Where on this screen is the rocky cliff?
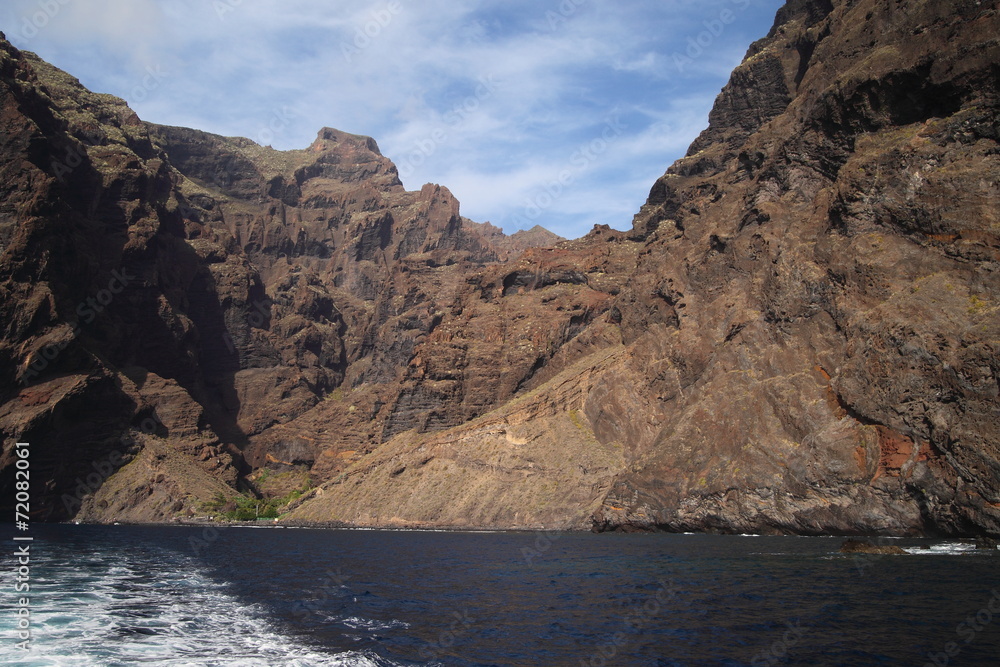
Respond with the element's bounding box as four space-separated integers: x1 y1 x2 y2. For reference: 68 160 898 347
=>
588 0 1000 535
285 0 1000 535
1 0 998 535
0 29 615 524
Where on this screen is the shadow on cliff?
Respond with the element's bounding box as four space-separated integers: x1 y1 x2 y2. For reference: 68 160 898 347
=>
0 152 255 520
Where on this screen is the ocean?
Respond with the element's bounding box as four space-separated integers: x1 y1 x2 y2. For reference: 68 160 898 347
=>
1 523 998 666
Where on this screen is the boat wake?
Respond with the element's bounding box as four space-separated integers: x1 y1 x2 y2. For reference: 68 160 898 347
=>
1 545 400 666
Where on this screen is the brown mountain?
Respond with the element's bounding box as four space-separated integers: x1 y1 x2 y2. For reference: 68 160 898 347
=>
1 0 998 535
0 31 620 523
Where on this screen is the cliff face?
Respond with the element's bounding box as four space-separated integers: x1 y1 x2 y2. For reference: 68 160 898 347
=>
0 31 615 523
287 0 1000 535
0 42 248 521
594 0 1000 534
2 0 999 535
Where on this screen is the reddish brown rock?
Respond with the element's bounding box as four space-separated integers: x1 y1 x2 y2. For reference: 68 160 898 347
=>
292 0 1000 536
0 30 588 522
840 539 906 555
588 0 1000 535
1 0 999 537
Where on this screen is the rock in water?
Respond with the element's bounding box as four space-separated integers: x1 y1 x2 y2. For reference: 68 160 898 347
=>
840 539 906 555
975 536 998 550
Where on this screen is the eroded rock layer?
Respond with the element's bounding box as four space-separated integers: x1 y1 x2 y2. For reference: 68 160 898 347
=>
289 0 1000 535
1 0 998 535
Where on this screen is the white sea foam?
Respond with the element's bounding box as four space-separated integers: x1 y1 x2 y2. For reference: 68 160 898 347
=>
340 616 411 632
0 548 401 666
902 542 981 556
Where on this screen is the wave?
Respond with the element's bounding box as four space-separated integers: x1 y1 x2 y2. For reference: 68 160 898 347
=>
0 547 402 666
340 616 411 632
902 542 982 556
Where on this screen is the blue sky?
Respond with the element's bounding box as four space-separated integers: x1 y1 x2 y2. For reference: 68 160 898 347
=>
1 0 784 239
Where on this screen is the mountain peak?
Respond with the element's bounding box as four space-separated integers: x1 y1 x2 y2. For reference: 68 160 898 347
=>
310 127 382 156
508 224 565 247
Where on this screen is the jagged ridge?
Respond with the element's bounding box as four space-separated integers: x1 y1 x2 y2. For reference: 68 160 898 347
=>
1 0 999 536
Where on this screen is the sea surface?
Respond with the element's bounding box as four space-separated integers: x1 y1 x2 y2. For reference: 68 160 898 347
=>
1 523 999 666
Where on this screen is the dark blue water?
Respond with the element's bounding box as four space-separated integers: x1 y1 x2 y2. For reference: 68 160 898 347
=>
2 524 999 666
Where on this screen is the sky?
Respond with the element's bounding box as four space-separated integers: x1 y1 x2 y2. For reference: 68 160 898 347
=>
1 0 784 240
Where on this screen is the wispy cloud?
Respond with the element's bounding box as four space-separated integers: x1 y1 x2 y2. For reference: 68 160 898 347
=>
0 0 784 238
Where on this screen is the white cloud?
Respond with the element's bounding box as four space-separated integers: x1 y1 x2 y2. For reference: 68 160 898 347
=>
0 0 785 238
